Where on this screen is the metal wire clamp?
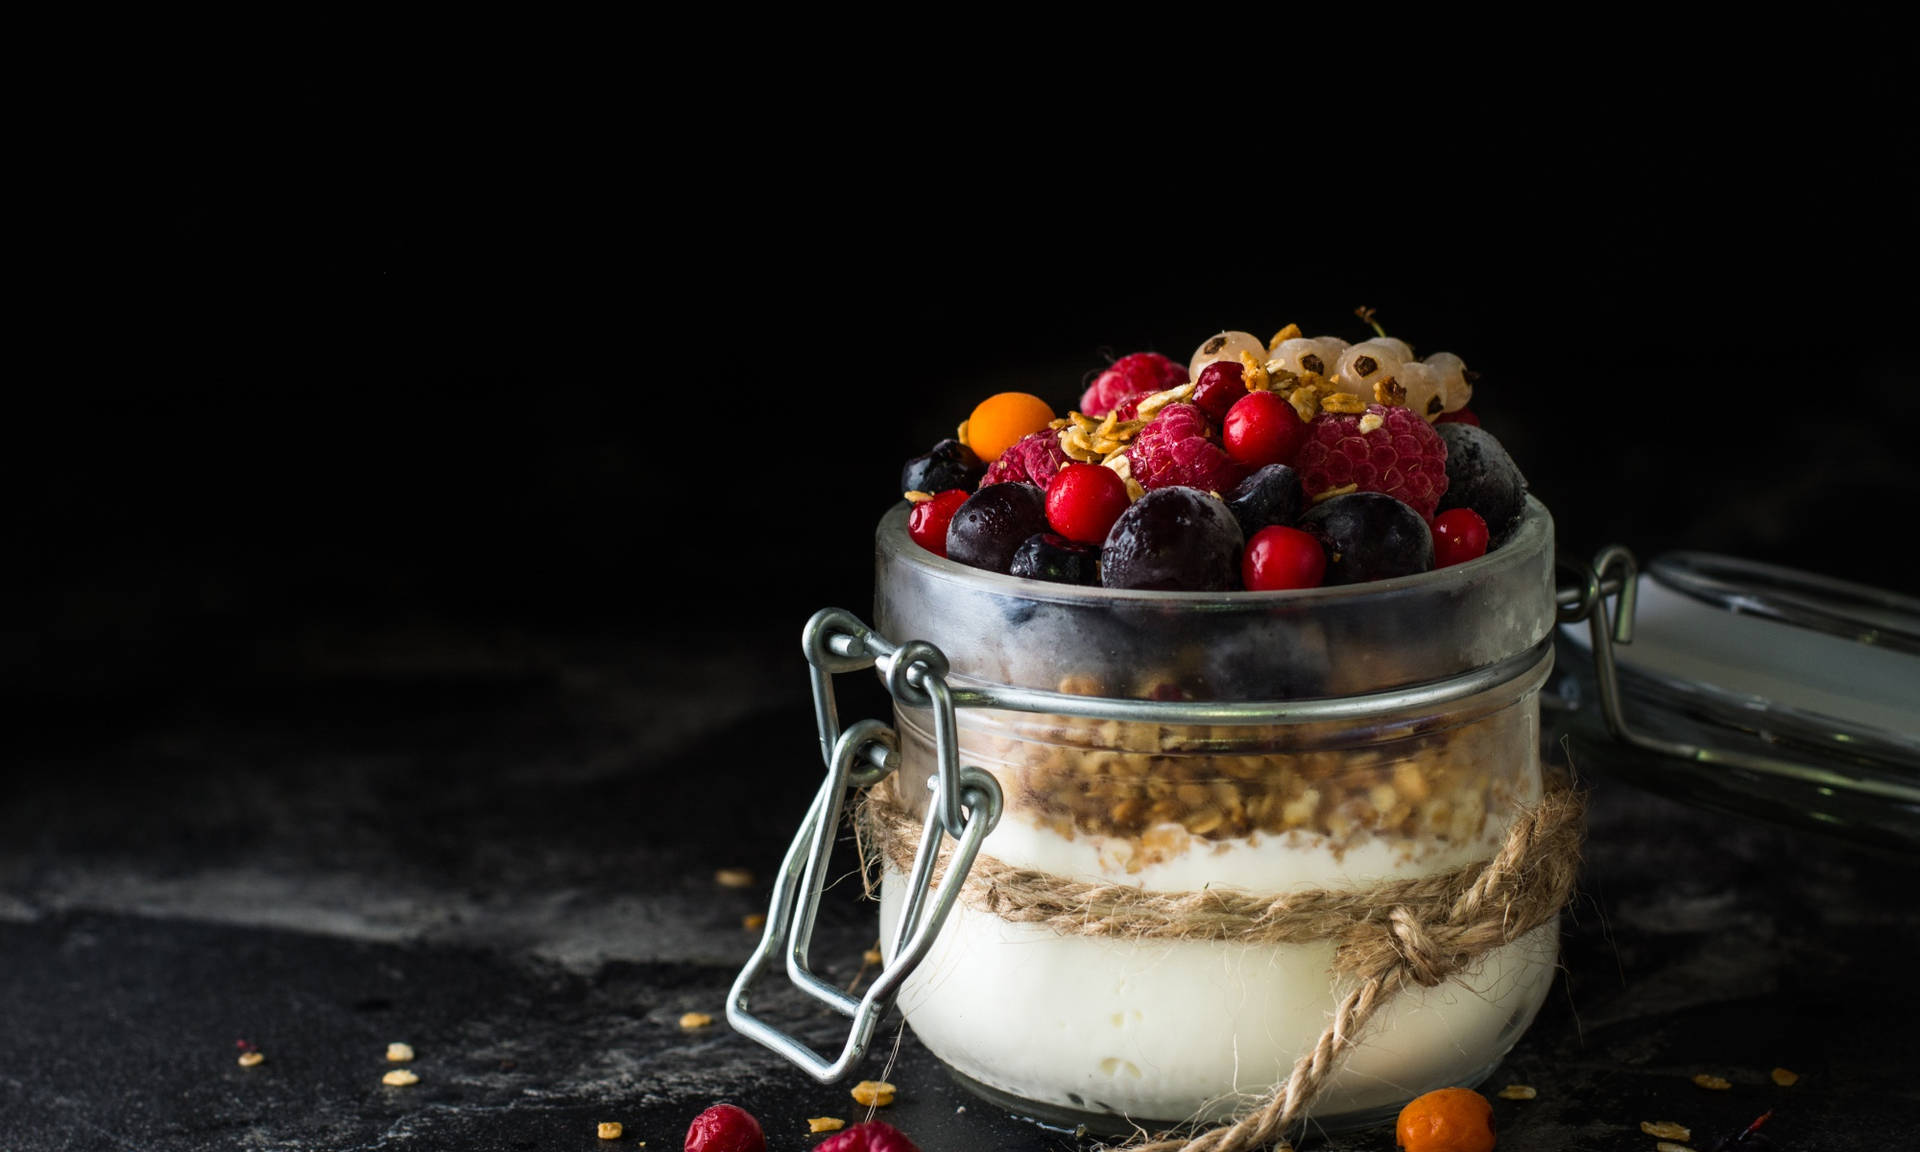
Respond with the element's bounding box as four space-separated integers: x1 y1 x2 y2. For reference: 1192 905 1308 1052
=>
725 608 1004 1083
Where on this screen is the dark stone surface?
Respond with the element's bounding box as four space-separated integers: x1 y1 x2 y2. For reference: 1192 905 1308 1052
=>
5 622 1917 1151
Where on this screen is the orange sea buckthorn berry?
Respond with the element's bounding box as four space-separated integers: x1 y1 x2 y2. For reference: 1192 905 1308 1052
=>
1395 1087 1496 1152
964 392 1055 463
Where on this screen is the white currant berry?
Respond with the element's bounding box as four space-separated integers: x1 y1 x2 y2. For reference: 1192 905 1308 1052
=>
1395 360 1446 420
1188 330 1267 380
1422 350 1473 413
1333 338 1411 399
1269 335 1350 379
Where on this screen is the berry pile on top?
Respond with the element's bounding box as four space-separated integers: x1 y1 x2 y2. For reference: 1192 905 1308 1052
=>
899 319 1529 592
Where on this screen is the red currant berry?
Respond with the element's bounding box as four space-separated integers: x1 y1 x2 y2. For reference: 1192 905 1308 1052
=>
1222 390 1309 469
1190 360 1249 423
685 1102 767 1152
1435 407 1480 426
1045 462 1132 546
1242 524 1326 590
907 489 970 557
1431 507 1489 567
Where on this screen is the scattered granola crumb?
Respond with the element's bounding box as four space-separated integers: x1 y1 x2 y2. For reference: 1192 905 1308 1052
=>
386 1042 414 1063
1771 1066 1799 1086
597 1121 623 1140
862 947 883 965
1641 1120 1692 1140
714 867 754 888
1495 1084 1536 1099
382 1069 419 1087
237 1051 265 1067
743 913 766 932
808 1117 845 1133
679 1012 714 1030
1654 1142 1697 1152
1692 1073 1732 1090
850 1080 896 1107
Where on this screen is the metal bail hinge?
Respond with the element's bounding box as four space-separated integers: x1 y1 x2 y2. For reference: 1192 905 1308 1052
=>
724 608 1002 1083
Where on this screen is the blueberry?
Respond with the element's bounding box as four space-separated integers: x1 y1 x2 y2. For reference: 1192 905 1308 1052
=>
1435 423 1528 545
1009 532 1102 585
901 438 985 496
1100 486 1244 592
1224 464 1305 538
946 482 1048 574
1298 491 1433 584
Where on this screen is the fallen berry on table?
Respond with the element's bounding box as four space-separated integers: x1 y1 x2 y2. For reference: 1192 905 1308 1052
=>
1431 507 1490 568
814 1120 922 1152
907 489 970 557
1394 1086 1495 1152
684 1102 766 1152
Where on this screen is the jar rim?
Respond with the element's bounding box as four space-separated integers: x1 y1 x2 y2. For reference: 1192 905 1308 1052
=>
877 493 1553 605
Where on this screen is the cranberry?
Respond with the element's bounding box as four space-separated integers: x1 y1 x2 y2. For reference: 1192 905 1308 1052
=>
1190 360 1249 423
1242 524 1327 590
1435 407 1480 426
907 489 970 557
684 1102 766 1152
1221 390 1308 469
815 1120 923 1152
1431 506 1490 567
1045 461 1131 545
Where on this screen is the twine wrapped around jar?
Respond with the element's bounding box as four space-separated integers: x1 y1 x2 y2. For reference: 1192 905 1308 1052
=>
856 771 1586 1152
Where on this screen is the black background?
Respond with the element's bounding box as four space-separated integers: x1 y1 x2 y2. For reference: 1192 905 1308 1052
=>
16 68 1920 713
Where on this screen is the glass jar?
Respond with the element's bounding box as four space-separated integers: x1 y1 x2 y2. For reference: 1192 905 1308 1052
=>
870 495 1560 1135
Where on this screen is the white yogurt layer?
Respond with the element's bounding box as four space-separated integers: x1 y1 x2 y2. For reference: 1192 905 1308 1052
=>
878 810 1557 1127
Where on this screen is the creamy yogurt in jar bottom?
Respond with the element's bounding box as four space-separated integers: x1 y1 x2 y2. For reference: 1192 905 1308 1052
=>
878 830 1559 1133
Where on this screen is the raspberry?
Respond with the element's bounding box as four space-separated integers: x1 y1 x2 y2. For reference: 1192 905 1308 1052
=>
1125 402 1249 495
684 1103 766 1152
1294 403 1449 520
814 1120 922 1152
979 428 1073 487
1079 351 1188 417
